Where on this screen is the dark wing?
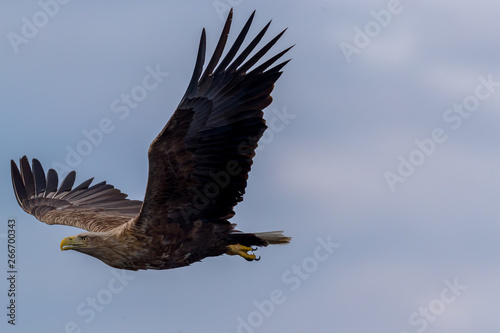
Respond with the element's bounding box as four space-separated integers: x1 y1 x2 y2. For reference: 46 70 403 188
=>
137 10 292 229
11 156 143 232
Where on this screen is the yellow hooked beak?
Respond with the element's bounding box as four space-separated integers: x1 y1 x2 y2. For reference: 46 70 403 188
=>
60 236 83 251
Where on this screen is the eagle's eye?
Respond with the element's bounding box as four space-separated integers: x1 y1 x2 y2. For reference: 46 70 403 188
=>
81 236 87 241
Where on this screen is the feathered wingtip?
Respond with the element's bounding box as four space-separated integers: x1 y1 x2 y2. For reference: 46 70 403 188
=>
183 8 293 100
254 231 291 244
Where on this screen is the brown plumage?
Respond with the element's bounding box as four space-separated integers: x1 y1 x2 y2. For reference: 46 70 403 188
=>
11 10 291 271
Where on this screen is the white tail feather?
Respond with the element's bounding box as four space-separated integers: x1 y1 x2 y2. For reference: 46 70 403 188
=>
254 231 291 244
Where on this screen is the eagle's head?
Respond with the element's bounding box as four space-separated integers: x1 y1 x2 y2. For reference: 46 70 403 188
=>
59 231 146 270
60 233 99 253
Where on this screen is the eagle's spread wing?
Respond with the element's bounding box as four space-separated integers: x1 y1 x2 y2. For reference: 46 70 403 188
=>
136 10 291 229
11 156 142 232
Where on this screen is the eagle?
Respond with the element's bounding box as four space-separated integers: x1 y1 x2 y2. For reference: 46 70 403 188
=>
10 10 292 271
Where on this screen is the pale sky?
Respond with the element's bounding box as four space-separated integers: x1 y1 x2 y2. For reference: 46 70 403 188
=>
2 1 500 332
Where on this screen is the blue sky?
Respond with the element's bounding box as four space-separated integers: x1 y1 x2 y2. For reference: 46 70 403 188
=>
2 1 500 332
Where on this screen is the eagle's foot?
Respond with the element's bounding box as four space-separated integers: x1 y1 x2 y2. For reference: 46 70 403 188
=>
226 244 260 261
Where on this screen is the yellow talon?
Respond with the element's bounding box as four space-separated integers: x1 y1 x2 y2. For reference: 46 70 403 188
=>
227 244 260 261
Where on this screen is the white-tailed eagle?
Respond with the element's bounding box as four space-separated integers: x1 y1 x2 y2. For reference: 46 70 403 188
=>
11 10 291 270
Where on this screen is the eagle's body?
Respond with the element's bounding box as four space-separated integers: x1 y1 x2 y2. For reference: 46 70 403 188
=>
11 10 291 271
66 218 231 270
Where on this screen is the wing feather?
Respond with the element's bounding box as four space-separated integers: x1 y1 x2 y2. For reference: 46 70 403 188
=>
213 11 255 74
136 10 291 230
198 9 233 86
20 157 35 199
45 169 58 198
32 158 46 196
54 171 76 197
11 156 142 232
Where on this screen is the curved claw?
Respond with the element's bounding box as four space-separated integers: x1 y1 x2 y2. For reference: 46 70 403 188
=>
251 246 258 251
227 244 262 262
244 255 260 262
